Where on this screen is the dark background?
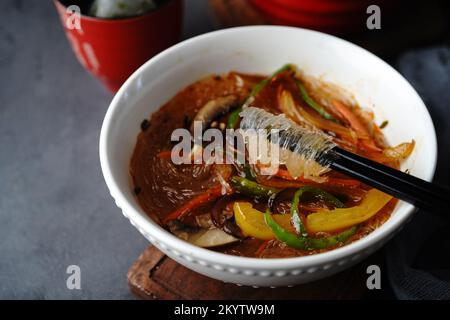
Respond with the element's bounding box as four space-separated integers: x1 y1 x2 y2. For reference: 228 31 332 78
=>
0 0 449 299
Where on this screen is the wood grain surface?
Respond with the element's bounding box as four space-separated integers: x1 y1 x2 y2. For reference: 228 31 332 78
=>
128 246 383 300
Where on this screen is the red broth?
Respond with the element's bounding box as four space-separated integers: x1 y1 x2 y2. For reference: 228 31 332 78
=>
130 70 403 258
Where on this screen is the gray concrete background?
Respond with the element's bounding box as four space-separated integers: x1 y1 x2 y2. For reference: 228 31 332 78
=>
1 0 449 299
0 0 213 299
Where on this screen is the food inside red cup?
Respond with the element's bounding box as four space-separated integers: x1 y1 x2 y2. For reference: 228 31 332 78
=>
89 0 159 18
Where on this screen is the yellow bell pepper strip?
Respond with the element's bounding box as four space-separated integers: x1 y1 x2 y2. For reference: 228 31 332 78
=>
291 186 345 237
230 176 279 199
265 210 357 250
227 64 293 129
233 202 292 240
306 188 393 233
296 80 336 122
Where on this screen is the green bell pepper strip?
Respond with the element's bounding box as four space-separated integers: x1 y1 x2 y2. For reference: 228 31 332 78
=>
291 188 305 236
227 64 293 129
291 186 345 237
230 176 279 199
243 164 257 181
248 64 292 98
296 79 336 122
227 108 242 129
264 210 357 250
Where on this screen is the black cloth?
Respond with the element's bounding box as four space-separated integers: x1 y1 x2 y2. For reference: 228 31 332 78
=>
387 46 450 300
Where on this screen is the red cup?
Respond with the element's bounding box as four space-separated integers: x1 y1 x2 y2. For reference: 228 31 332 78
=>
250 0 399 34
264 0 386 14
53 0 183 92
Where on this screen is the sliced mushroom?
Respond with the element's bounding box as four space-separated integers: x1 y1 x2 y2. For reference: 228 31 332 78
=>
195 213 215 229
167 220 239 248
190 95 239 133
211 194 246 239
211 195 239 227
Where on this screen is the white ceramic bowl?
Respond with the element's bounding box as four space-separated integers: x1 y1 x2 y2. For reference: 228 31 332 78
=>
100 26 437 287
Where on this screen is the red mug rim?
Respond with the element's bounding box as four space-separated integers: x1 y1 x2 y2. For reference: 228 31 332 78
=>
54 0 176 24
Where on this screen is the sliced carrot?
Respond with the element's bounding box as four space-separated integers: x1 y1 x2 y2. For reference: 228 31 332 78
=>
255 240 270 257
256 176 307 189
156 150 173 159
157 149 195 162
332 100 381 152
256 176 367 201
357 139 383 152
297 100 355 140
255 163 360 188
274 168 361 188
163 185 224 224
332 100 368 136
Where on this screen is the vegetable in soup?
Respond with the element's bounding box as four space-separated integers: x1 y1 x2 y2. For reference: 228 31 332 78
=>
130 65 413 258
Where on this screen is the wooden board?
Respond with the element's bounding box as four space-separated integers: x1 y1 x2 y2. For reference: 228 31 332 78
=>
128 246 382 300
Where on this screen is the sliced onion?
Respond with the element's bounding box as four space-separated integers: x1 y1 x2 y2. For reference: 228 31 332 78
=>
367 140 415 163
167 220 238 248
188 228 239 248
277 89 332 181
383 140 415 160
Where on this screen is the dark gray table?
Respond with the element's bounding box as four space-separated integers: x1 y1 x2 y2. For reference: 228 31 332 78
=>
0 0 213 299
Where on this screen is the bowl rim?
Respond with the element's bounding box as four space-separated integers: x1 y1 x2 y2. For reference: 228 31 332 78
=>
99 25 437 269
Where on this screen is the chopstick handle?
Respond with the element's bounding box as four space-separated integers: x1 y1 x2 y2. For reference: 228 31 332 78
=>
330 147 450 215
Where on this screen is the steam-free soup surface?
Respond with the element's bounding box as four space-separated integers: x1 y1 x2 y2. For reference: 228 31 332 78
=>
131 67 409 258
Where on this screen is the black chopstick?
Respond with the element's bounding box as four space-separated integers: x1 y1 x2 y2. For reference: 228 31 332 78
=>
245 106 450 214
329 147 450 215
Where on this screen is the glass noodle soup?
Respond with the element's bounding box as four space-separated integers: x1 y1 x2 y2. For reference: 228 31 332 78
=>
130 65 414 258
